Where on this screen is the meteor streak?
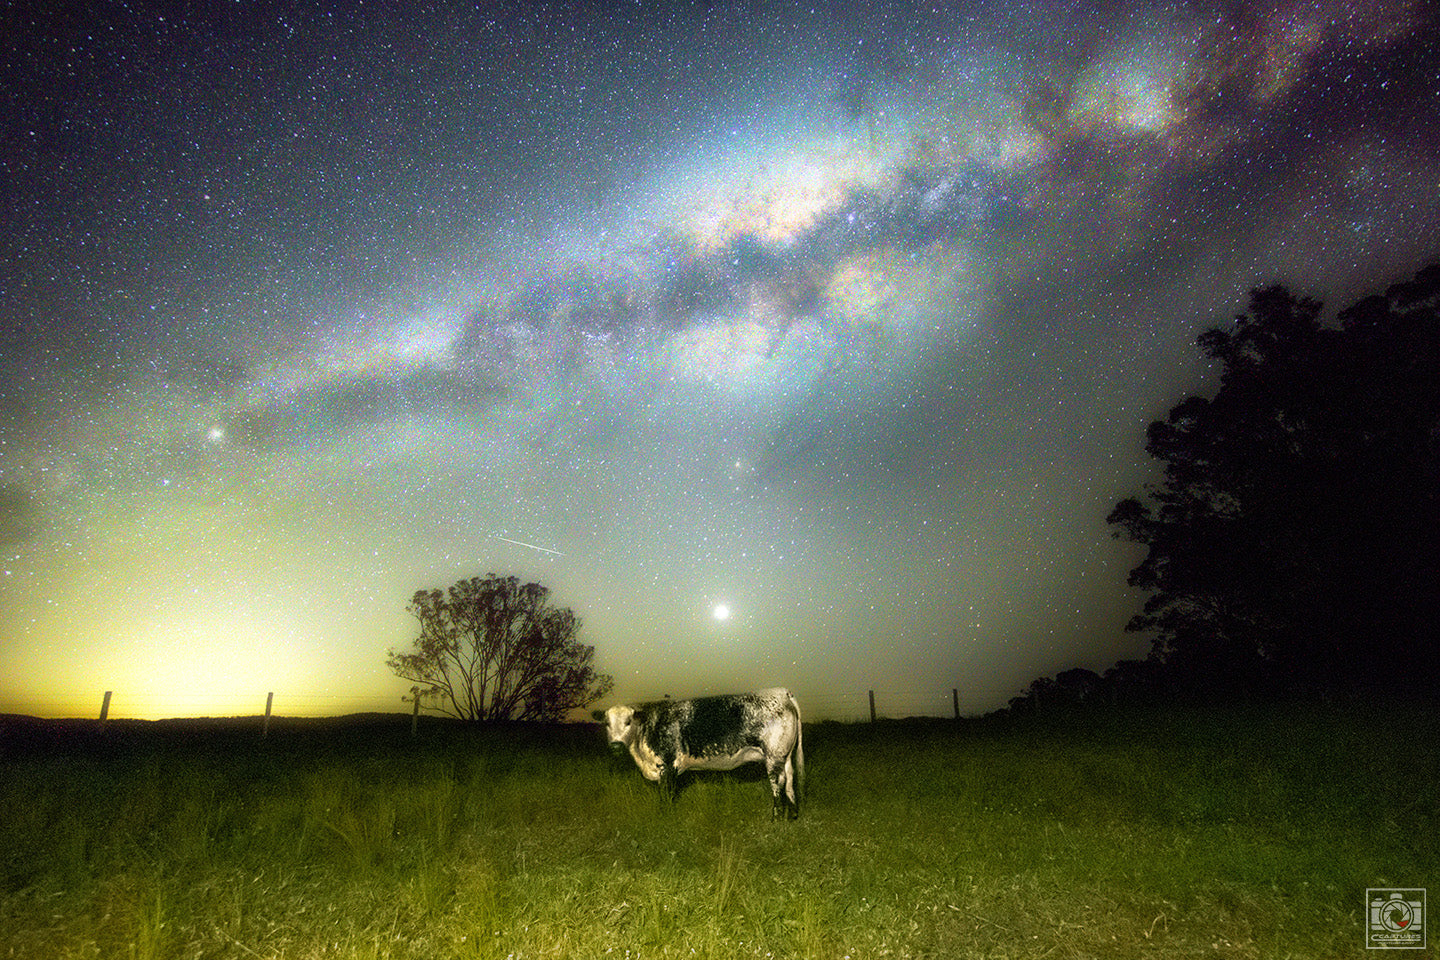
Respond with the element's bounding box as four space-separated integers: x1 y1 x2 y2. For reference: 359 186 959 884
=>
492 535 565 557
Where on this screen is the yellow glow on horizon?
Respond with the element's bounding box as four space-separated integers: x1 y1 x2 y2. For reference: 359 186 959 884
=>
0 601 375 720
115 619 306 717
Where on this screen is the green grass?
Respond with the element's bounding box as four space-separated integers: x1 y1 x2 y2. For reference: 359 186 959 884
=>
0 700 1434 958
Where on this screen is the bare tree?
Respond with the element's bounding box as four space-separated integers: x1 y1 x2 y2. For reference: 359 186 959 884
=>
387 574 613 722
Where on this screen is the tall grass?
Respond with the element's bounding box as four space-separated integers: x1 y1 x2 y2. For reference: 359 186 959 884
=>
1 701 1434 957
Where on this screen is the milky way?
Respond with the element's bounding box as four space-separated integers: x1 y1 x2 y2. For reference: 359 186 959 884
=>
2 1 1437 718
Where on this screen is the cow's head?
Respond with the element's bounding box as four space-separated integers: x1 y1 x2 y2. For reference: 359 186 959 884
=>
605 704 636 756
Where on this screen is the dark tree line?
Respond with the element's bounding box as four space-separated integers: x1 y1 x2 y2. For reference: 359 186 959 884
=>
1106 262 1439 697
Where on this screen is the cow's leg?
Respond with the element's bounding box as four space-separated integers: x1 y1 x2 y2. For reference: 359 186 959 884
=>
767 755 799 820
766 757 796 820
659 755 679 803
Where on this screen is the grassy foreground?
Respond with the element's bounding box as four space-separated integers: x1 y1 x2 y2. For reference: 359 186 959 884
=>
0 699 1435 959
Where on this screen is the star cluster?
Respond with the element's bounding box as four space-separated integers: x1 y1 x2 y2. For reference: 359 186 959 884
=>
1 0 1437 718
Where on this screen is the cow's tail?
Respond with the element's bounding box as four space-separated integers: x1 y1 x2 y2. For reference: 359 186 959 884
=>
788 689 805 804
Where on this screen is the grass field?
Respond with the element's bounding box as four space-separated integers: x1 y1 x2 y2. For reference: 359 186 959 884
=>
1 699 1435 959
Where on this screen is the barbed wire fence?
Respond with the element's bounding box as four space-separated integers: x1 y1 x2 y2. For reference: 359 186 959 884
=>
4 692 402 723
6 685 1029 726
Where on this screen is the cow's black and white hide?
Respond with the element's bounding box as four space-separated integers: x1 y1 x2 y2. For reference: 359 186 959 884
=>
605 688 804 819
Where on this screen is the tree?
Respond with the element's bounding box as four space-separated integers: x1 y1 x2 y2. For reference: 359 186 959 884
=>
1109 264 1440 694
387 574 614 722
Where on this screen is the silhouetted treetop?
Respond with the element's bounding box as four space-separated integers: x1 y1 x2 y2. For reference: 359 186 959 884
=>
1110 262 1440 696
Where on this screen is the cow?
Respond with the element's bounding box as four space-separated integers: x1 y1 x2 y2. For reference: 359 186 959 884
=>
605 688 804 819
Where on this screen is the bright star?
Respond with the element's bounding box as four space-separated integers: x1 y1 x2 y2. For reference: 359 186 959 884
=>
712 603 731 621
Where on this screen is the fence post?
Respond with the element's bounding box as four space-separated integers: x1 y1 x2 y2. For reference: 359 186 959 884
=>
99 691 112 726
262 691 273 738
411 686 421 738
953 688 960 720
868 689 876 722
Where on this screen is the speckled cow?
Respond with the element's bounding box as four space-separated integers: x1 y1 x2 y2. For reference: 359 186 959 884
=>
605 688 804 819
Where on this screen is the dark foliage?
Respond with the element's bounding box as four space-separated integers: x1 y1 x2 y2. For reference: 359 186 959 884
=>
1109 263 1440 695
387 573 614 722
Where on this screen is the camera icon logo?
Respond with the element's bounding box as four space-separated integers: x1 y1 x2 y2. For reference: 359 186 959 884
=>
1368 889 1426 950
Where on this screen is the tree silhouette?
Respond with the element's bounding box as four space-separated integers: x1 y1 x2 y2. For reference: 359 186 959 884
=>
1109 264 1440 694
387 574 614 722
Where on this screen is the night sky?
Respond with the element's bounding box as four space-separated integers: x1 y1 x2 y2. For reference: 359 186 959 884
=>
2 1 1437 720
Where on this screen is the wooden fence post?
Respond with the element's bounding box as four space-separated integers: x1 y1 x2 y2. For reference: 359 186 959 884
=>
262 691 273 738
868 689 876 722
953 688 960 719
411 687 421 738
99 691 112 726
